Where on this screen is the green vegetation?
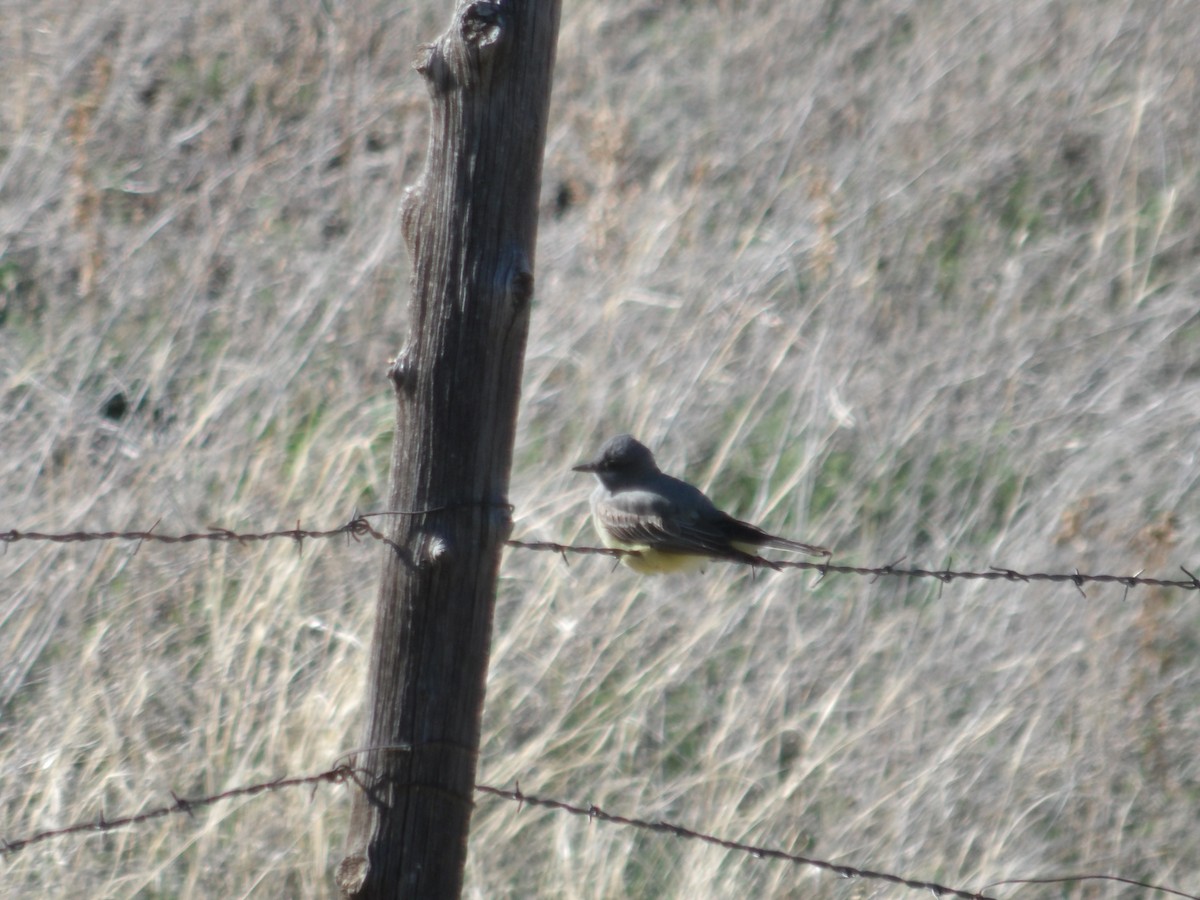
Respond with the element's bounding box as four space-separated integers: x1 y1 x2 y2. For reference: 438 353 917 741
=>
2 1 1198 897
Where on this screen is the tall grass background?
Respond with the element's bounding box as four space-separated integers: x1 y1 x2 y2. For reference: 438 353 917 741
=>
2 1 1198 896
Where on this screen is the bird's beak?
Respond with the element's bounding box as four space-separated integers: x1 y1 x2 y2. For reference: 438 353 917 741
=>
572 459 600 473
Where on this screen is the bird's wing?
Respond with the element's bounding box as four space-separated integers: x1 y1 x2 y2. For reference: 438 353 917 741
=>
596 487 766 563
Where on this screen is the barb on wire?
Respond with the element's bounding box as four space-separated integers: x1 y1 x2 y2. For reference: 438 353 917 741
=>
504 538 629 562
3 767 1197 900
4 520 1197 595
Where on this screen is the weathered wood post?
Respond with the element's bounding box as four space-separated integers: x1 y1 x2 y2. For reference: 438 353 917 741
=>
336 2 560 896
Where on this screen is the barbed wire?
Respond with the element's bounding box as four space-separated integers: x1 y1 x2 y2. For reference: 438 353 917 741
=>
0 520 378 550
4 517 1197 596
0 767 356 855
474 782 996 899
3 764 1195 899
475 784 1200 900
506 538 1200 596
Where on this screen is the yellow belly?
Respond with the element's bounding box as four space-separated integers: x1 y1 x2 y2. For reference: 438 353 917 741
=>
591 516 711 574
619 545 711 574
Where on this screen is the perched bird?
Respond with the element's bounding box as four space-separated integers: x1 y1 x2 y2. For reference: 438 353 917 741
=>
573 433 829 574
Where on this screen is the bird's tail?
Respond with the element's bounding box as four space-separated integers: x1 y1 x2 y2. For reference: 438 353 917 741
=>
757 535 831 558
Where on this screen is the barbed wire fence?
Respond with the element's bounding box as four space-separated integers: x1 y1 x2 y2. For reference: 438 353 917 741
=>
3 761 1198 900
4 513 1198 596
2 513 1198 898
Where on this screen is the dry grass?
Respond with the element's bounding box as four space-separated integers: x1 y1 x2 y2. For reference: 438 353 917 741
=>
2 0 1199 897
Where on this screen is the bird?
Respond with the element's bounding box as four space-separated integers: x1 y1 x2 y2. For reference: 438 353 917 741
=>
572 433 829 574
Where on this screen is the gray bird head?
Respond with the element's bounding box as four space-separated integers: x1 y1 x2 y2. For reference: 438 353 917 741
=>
572 434 660 487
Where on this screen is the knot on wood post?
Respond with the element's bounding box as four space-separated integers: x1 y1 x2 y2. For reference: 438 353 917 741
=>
490 497 515 543
508 263 534 311
461 1 508 50
415 43 454 95
422 531 452 568
334 853 369 895
400 184 423 254
389 345 416 395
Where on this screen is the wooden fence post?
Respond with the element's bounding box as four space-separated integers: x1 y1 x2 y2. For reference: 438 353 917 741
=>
336 2 561 896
